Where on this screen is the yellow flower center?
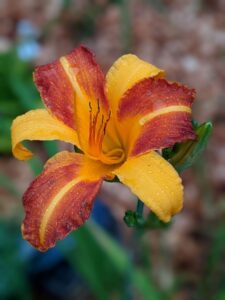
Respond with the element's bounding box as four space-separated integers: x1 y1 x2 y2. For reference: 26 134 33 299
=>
87 101 125 165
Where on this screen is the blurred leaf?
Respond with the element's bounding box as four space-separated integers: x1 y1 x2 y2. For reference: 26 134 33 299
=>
0 99 22 116
0 220 30 299
89 221 162 299
0 117 12 153
60 221 162 300
145 0 166 12
43 141 59 158
197 221 225 300
8 53 40 110
216 291 225 300
62 0 72 9
27 156 43 176
60 224 123 300
0 49 41 155
208 222 225 273
0 49 40 110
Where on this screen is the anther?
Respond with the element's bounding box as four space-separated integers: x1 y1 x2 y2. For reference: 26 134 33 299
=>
89 102 92 112
96 114 105 142
103 111 111 135
97 98 100 113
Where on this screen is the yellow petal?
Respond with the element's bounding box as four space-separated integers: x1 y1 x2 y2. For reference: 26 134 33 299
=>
11 109 80 160
106 54 165 113
114 151 183 222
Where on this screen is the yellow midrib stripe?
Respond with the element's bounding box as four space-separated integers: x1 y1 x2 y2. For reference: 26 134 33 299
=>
39 177 81 246
60 57 84 100
139 105 191 125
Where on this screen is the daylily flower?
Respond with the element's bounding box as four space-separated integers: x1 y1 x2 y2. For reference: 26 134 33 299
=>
11 45 196 251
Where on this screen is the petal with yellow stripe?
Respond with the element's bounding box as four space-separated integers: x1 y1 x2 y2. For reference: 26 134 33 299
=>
11 109 79 160
34 59 76 129
106 54 164 114
105 54 165 155
59 46 111 157
114 151 183 222
116 78 196 156
22 151 113 251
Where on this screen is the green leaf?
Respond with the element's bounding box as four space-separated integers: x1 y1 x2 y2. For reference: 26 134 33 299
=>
27 156 43 176
88 221 162 299
60 221 162 300
0 49 41 155
164 121 212 173
43 141 59 157
0 117 12 153
0 220 30 299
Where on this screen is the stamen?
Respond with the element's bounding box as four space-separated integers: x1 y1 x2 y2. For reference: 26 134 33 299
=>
88 98 111 156
97 98 100 113
88 102 92 112
88 102 93 145
98 110 111 148
92 99 100 141
96 114 104 143
103 111 111 135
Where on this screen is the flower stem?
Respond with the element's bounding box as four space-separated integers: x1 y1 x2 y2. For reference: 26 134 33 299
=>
136 199 144 217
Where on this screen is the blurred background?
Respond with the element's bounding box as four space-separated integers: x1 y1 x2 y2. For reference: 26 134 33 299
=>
0 0 225 299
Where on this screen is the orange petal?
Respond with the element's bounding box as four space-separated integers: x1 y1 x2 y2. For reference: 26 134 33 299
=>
114 151 183 222
131 111 195 156
34 59 76 129
22 151 113 251
116 78 196 156
11 109 79 160
59 46 112 157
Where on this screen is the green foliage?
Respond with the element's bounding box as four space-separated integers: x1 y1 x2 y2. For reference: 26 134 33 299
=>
201 221 225 299
124 210 171 230
163 121 213 173
0 220 30 299
0 174 29 299
144 0 166 12
0 49 41 154
60 221 162 300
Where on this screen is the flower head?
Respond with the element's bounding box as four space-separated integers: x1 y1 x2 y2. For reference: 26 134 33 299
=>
11 45 196 251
